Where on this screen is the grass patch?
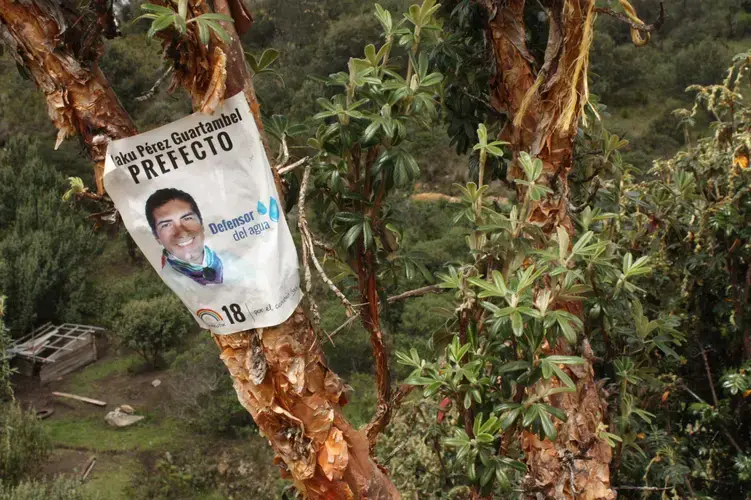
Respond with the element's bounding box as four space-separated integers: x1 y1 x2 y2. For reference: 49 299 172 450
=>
44 414 187 453
62 354 141 394
81 456 140 500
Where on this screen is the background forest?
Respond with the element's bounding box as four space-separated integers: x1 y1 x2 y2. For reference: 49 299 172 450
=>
1 0 750 498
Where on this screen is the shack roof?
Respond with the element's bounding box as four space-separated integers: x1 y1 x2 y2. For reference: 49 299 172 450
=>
8 323 104 363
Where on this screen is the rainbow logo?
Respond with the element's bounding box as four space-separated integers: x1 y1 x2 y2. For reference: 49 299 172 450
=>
197 308 224 325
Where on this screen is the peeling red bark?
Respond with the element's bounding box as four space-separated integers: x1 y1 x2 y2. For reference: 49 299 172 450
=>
0 0 138 193
214 310 398 499
360 247 392 450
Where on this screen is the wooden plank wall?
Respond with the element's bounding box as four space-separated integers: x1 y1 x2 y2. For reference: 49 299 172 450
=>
39 333 98 384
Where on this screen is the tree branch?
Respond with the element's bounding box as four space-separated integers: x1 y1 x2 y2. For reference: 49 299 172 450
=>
386 284 442 303
594 2 666 34
297 164 356 319
278 156 309 175
614 486 671 492
134 66 174 102
297 163 321 328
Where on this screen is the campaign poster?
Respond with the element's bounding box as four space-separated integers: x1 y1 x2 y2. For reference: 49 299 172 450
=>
103 93 301 334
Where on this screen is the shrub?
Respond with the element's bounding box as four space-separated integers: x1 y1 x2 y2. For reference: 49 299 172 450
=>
0 297 13 400
0 403 50 486
169 336 254 436
113 295 193 369
130 444 278 500
0 477 101 500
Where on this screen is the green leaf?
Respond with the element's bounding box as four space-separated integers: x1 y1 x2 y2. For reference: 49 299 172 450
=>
522 405 539 427
541 360 553 379
203 19 231 44
496 468 510 490
147 14 175 39
540 413 558 440
556 316 578 344
497 360 530 374
511 312 524 337
544 355 585 365
540 404 567 422
257 48 280 71
481 464 495 487
550 363 576 389
194 12 234 22
570 231 595 258
395 350 419 367
174 14 187 35
342 224 363 249
424 381 442 397
177 0 187 20
362 221 374 249
491 270 509 296
420 72 443 87
500 407 521 430
141 4 176 15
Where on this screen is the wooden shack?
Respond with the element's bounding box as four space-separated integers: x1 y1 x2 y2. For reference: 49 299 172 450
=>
9 323 102 383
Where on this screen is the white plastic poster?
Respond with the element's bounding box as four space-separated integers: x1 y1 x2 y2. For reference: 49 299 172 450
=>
103 93 301 334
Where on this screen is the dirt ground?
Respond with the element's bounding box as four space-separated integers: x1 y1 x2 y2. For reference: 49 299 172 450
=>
14 340 172 415
10 334 282 499
11 338 174 495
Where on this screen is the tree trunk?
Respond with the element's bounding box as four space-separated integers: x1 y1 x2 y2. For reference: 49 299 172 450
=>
0 0 138 193
482 1 614 498
0 2 399 498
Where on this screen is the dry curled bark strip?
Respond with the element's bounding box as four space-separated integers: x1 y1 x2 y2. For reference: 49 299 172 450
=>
594 2 665 34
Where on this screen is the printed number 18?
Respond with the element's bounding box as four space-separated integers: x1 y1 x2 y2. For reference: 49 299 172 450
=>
222 303 246 324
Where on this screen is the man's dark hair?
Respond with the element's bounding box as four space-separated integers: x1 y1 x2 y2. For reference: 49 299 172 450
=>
145 188 202 234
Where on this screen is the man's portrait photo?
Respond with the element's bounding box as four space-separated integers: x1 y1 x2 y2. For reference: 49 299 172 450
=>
145 188 224 287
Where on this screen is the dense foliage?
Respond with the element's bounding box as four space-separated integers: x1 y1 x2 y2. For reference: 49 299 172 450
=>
0 137 101 336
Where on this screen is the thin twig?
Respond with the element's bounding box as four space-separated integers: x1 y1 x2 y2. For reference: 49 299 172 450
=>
386 284 442 303
614 486 671 491
297 164 356 318
384 439 410 463
278 156 309 175
307 238 356 317
699 342 720 407
276 134 290 167
594 2 666 33
571 177 601 213
297 163 321 328
134 66 174 102
313 238 336 254
679 382 744 454
391 384 415 408
326 313 360 342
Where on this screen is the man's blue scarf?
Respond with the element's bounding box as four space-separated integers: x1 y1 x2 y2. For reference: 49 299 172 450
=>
163 246 224 286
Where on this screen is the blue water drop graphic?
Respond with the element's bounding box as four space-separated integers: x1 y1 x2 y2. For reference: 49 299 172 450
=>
257 200 267 215
269 197 279 222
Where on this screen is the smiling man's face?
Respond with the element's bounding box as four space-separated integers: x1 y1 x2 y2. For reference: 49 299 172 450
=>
153 199 205 264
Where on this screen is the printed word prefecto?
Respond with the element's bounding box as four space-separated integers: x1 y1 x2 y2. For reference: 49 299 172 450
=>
109 109 245 184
